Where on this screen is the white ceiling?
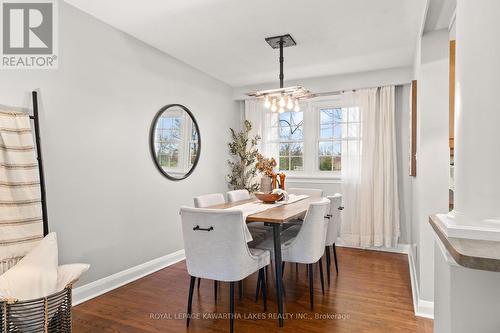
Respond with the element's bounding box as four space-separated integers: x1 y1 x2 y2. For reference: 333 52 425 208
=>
424 0 456 33
66 0 427 87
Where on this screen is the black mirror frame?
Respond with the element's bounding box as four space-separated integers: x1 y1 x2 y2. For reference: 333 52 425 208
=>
149 104 201 181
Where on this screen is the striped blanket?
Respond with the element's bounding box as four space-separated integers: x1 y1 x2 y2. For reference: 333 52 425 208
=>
0 109 43 274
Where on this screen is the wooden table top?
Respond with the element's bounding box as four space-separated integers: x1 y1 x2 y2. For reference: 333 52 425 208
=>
208 197 318 224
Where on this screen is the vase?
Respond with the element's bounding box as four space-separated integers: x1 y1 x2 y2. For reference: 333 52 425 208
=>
260 175 273 193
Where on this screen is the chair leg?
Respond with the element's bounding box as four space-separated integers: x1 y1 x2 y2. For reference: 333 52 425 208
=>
326 246 331 287
255 272 261 302
265 266 268 286
318 258 325 295
214 280 218 304
197 277 201 290
296 263 298 272
187 276 196 327
238 280 243 300
229 282 235 333
260 268 267 311
333 243 339 275
308 264 314 310
281 262 287 295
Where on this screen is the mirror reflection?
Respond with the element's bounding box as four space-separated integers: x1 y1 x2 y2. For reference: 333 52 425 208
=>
150 104 200 180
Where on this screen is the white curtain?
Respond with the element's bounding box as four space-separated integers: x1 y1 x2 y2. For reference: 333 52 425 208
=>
244 99 277 187
244 99 279 160
340 86 400 248
244 99 264 152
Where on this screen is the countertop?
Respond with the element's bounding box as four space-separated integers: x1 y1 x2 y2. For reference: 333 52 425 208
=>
429 214 500 272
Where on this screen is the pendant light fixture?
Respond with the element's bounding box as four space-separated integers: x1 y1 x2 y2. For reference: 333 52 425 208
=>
247 34 314 112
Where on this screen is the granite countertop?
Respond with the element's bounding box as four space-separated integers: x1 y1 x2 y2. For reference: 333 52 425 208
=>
429 215 500 272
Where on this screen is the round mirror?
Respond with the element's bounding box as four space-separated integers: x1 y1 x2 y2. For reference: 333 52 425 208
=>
150 104 201 180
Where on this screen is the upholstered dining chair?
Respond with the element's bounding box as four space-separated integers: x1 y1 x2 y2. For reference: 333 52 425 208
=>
227 189 271 236
254 198 330 310
193 193 226 292
227 189 251 203
193 192 262 300
325 194 343 285
287 187 324 198
283 188 324 231
180 207 270 333
194 193 225 208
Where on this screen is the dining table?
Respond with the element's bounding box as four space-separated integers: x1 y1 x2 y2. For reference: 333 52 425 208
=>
208 196 318 328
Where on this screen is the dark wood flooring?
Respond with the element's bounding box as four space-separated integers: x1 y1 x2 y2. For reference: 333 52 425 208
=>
73 247 433 333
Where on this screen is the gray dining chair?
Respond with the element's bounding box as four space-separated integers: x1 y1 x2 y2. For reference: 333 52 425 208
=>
180 207 270 333
254 198 330 309
325 193 343 285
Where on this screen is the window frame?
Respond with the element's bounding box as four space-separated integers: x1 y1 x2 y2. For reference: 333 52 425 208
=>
263 95 359 179
317 107 343 173
310 98 346 178
268 109 306 174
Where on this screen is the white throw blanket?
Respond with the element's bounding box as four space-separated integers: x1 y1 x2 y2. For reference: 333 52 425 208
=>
0 109 43 274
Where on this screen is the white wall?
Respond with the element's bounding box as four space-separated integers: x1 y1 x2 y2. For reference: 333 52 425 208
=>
412 28 450 303
0 3 239 286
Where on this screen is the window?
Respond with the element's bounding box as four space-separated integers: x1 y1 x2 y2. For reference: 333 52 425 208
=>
272 111 304 171
318 106 360 172
262 98 360 178
318 108 342 171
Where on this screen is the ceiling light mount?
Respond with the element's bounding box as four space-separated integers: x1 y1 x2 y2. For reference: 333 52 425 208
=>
265 34 296 49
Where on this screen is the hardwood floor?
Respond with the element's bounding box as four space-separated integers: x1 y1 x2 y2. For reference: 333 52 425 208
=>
73 247 433 333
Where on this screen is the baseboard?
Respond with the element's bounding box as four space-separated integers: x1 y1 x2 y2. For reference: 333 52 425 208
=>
72 249 185 306
338 242 434 319
407 246 435 319
336 241 410 255
416 299 434 319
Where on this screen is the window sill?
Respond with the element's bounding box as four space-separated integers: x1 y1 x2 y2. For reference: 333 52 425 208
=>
284 174 342 184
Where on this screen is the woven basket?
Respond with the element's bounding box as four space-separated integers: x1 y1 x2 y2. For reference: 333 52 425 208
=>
0 285 72 333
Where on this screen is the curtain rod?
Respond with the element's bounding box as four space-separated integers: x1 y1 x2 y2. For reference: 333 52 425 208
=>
314 83 405 97
239 83 407 101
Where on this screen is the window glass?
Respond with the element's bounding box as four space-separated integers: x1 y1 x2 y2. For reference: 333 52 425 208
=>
318 107 360 171
272 111 304 171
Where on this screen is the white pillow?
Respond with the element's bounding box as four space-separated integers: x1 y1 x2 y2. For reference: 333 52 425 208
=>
0 232 58 301
56 263 90 292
